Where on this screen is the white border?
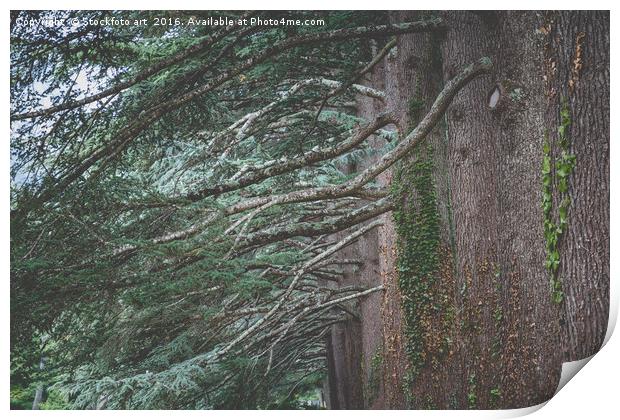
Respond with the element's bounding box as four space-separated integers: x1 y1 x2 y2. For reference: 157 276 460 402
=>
3 3 618 419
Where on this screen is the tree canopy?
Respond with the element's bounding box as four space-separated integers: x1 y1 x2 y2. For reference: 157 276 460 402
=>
10 10 489 409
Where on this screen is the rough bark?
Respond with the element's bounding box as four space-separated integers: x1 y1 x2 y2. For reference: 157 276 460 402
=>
544 10 610 362
324 36 396 410
325 10 608 410
438 11 565 408
381 10 459 409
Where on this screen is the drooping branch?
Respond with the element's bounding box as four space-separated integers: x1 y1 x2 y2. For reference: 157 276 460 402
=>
237 197 393 251
212 219 383 360
106 58 490 261
224 57 493 216
185 111 395 201
15 19 445 221
112 210 222 258
10 15 256 121
188 78 390 170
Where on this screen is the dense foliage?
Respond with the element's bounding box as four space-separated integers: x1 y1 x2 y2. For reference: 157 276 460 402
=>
10 10 485 409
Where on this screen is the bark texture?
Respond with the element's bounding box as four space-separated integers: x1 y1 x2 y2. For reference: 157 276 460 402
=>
439 11 565 408
545 11 610 362
325 10 608 410
324 50 391 409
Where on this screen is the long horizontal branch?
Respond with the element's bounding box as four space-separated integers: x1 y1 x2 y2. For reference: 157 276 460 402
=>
108 188 381 259
238 197 393 251
107 58 489 260
185 112 395 201
16 19 445 221
68 58 491 272
224 57 493 216
112 210 221 258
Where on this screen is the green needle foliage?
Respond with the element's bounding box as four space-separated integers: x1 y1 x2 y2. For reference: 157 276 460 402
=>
10 10 412 409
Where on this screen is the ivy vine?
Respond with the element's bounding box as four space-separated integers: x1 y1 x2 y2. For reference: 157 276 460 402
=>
542 98 576 304
391 143 441 373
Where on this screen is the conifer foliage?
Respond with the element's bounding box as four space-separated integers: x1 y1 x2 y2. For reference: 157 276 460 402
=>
10 11 487 408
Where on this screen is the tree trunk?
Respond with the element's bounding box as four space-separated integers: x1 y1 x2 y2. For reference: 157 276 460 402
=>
544 11 610 362
325 10 608 409
31 356 46 410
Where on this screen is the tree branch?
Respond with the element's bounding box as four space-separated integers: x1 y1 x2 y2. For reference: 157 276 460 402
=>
10 16 254 121
15 19 445 221
223 57 493 216
212 219 383 360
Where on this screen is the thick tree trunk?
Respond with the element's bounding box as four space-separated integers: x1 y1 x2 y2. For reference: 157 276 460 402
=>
381 10 464 409
438 11 567 408
324 41 390 409
326 318 363 408
544 11 610 362
325 10 608 409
